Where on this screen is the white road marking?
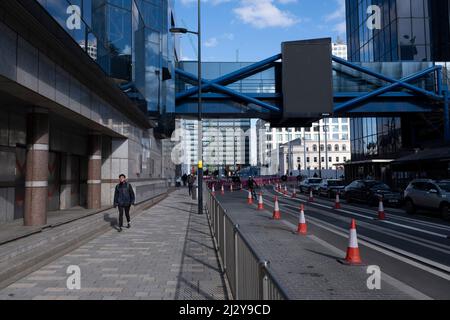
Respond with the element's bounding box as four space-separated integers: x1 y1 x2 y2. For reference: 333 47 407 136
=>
272 188 450 239
262 196 450 278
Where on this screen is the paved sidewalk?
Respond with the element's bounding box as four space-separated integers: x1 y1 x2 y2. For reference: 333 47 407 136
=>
215 190 424 300
0 189 229 300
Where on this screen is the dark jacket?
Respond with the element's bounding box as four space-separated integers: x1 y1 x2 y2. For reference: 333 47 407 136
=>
114 182 135 207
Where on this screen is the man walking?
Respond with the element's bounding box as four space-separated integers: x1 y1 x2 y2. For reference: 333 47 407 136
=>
247 176 258 200
187 173 195 196
113 174 135 232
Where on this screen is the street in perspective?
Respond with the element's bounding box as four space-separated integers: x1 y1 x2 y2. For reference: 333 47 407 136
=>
0 0 449 309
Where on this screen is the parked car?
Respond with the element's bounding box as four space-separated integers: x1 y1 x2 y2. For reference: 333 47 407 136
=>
299 178 323 193
318 179 346 198
343 180 402 207
403 179 450 220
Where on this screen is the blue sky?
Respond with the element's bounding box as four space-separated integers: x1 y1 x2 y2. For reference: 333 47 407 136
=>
174 0 346 62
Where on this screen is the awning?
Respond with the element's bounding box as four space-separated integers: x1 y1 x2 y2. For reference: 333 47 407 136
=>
391 147 450 165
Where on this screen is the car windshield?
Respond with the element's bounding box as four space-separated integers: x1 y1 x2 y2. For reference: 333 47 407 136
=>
368 182 390 190
437 182 450 192
327 180 345 186
308 179 322 184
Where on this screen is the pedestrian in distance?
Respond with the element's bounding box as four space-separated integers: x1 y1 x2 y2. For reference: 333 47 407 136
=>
187 174 195 196
247 176 259 200
182 173 188 186
113 174 135 232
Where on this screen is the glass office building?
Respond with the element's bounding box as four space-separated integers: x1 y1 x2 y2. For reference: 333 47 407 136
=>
36 0 177 116
346 0 450 62
345 0 450 186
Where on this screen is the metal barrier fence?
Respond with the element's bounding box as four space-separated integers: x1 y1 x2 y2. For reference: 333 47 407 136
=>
205 187 290 300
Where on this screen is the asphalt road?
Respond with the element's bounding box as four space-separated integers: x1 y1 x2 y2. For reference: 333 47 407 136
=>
225 184 450 299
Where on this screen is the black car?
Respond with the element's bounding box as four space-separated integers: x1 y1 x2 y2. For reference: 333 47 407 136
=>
343 180 402 207
318 179 346 198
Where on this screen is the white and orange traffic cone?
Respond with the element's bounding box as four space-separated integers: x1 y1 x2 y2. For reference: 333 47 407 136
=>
221 184 225 195
211 184 216 196
284 185 288 195
247 190 253 205
378 197 385 220
340 219 364 265
292 187 297 198
230 184 233 192
297 204 307 235
334 192 341 209
308 189 314 202
273 196 281 220
257 192 264 210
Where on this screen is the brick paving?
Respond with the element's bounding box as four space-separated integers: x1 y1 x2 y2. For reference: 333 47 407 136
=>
0 189 229 300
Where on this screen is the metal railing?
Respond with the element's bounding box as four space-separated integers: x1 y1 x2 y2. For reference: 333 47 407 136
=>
205 187 290 300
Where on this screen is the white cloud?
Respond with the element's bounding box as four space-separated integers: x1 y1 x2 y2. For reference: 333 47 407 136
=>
233 0 299 29
324 0 346 35
204 37 219 47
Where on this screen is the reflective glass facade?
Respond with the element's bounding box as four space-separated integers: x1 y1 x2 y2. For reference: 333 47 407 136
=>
346 0 450 62
37 0 177 114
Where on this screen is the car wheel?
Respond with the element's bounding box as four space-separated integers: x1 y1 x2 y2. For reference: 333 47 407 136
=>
440 203 450 221
405 199 416 215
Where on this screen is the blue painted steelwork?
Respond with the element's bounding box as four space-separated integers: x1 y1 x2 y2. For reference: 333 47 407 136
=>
176 68 280 112
176 54 281 101
175 53 447 120
444 90 450 142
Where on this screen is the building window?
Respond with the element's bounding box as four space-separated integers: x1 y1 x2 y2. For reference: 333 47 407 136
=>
297 157 301 163
321 157 325 163
343 157 347 162
327 144 332 151
334 144 339 152
320 144 325 152
307 157 310 163
336 157 340 162
313 157 317 163
342 144 347 151
313 144 318 152
329 157 332 162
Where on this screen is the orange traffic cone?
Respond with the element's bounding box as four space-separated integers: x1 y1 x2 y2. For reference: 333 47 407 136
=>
257 192 264 210
247 190 253 205
334 192 341 209
221 185 225 195
211 184 216 196
292 187 297 198
378 197 385 220
340 219 364 265
308 189 314 202
297 204 307 235
273 196 281 220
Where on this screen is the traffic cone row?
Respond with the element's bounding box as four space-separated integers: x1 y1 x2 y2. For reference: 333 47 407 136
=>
334 192 341 209
341 219 364 265
297 204 307 235
273 196 281 220
378 197 385 220
247 190 253 205
308 189 314 202
257 192 264 210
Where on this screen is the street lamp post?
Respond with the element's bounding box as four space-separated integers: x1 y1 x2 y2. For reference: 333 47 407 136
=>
170 0 203 214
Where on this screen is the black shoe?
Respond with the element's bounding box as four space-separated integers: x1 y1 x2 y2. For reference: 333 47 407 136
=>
118 227 122 232
127 223 131 229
